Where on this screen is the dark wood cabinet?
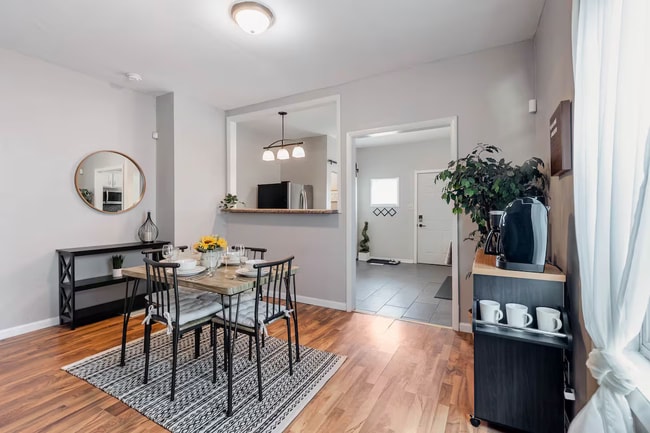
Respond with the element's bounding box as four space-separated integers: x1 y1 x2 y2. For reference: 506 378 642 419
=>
471 251 571 433
57 241 169 329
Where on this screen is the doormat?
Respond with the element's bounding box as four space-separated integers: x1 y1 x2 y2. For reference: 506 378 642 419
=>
366 259 401 265
434 276 452 300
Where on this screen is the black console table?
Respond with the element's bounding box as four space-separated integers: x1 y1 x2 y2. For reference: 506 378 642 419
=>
57 241 169 329
470 250 572 433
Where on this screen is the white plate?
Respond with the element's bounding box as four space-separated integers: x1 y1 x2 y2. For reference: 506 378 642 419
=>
167 265 206 276
235 268 269 278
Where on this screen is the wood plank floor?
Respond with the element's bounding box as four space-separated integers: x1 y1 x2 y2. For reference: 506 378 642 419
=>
0 305 501 433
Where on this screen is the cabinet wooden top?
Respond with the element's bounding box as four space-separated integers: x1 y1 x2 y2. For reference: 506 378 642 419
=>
472 249 566 282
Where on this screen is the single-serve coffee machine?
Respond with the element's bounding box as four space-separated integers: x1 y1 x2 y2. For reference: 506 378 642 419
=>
484 210 504 255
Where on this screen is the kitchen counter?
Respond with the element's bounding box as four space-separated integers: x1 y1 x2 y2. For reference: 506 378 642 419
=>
223 208 339 214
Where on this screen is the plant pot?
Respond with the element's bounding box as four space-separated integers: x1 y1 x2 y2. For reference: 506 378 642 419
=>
358 252 370 261
112 268 123 278
200 250 222 269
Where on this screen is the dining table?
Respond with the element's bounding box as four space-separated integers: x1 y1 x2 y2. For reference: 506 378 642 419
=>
118 258 299 416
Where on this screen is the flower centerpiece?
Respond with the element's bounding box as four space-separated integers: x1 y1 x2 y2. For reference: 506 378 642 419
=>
194 235 227 269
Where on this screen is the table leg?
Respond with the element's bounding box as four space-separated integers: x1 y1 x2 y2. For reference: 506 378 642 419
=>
222 293 241 417
120 277 140 367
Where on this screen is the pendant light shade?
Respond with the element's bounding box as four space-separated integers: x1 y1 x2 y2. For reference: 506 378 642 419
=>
276 148 290 160
262 149 275 161
292 145 305 158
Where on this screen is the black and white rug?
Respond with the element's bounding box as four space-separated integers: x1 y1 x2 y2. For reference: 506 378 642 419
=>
62 329 345 433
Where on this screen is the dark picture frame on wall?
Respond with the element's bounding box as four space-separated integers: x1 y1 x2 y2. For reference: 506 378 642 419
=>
549 100 572 176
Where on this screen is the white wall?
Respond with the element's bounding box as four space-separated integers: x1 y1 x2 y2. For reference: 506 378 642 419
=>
357 137 450 260
280 136 328 209
227 40 540 318
0 47 156 332
172 94 227 245
236 125 280 207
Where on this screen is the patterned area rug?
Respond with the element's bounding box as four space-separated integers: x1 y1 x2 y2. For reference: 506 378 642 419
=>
63 329 345 433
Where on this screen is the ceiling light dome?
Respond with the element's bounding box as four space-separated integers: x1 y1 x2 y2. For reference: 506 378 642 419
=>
262 149 275 161
292 145 305 158
276 148 290 160
231 2 274 35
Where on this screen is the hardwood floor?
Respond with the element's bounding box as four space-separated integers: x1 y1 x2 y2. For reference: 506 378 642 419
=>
0 305 500 433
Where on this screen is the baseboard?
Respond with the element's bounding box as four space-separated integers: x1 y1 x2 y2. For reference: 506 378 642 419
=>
296 295 346 311
0 316 59 341
459 322 473 334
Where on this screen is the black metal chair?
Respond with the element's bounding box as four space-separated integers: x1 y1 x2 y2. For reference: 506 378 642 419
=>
243 246 267 259
211 256 296 401
142 257 223 401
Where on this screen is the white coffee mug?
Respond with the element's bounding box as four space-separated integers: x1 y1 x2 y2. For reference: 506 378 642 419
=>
479 300 503 323
506 303 533 328
536 307 562 332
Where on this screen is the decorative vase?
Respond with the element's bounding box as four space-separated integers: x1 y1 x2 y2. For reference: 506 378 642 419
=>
200 250 221 269
358 252 370 261
112 268 123 278
138 211 159 243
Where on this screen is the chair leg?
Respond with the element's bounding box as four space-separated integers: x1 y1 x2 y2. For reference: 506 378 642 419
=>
194 328 201 359
212 323 217 384
286 317 293 376
254 330 263 401
143 323 152 384
293 310 300 362
248 335 253 361
171 330 179 401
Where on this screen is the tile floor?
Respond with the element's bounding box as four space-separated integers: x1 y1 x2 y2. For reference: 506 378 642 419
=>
355 261 453 326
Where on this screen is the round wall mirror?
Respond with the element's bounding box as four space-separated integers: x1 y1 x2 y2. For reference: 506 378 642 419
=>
74 150 146 214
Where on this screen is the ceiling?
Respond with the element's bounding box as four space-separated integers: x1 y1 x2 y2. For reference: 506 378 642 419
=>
238 103 338 139
0 0 545 110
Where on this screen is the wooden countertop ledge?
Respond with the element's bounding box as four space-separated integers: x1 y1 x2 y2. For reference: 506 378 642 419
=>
472 249 566 282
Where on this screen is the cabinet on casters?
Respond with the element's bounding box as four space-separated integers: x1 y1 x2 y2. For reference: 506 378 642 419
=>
470 250 572 433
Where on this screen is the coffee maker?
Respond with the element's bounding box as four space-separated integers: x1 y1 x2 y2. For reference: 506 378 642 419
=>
484 210 504 255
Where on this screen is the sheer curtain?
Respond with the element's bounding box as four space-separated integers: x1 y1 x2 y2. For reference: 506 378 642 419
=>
569 1 650 432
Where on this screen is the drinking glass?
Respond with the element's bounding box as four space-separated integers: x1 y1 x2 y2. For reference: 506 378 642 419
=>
239 255 248 270
162 244 174 261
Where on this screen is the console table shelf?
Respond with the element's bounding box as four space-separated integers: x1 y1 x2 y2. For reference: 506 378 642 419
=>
57 241 169 329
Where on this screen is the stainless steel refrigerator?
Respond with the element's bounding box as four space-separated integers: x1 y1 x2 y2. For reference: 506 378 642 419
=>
257 181 313 209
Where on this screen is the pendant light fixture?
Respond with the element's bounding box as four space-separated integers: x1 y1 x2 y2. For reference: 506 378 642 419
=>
261 111 305 161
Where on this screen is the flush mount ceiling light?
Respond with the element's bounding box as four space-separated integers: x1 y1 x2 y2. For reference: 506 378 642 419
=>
262 111 305 161
125 72 143 81
231 1 274 35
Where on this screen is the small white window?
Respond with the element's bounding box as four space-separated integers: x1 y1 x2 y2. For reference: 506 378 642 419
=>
641 300 650 360
370 177 399 207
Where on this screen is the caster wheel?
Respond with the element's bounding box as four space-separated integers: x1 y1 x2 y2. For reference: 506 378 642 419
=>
470 416 481 427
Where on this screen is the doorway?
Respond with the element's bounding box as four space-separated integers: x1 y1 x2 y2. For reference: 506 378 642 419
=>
346 117 459 329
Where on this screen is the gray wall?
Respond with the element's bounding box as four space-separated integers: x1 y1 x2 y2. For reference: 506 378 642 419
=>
280 136 328 209
0 47 156 331
533 0 594 416
356 137 450 260
226 40 541 317
156 93 175 243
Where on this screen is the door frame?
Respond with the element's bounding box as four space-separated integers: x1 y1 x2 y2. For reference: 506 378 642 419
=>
345 116 459 330
413 169 446 265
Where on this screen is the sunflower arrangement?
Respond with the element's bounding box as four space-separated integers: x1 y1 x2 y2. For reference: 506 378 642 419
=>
193 235 227 253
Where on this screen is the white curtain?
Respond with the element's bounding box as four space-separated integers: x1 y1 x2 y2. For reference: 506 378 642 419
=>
570 0 650 432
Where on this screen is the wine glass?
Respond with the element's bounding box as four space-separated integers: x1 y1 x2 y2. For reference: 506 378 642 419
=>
162 244 174 261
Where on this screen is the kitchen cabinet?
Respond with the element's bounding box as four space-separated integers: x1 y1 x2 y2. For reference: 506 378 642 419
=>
470 250 571 433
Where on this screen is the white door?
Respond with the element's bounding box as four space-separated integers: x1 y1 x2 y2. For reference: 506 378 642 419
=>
416 171 452 265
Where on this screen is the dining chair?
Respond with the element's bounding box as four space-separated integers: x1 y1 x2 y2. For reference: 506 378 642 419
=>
243 246 267 259
142 257 223 401
211 256 296 401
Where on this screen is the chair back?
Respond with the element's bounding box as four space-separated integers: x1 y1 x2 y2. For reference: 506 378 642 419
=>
143 257 181 326
244 246 267 260
253 256 294 323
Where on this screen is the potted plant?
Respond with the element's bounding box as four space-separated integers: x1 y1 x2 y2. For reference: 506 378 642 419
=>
219 193 245 210
111 254 124 278
358 221 370 261
435 144 548 247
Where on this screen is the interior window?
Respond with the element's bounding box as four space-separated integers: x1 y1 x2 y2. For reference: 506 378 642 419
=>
370 177 399 207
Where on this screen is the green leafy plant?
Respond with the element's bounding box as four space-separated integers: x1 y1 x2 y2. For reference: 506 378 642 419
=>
435 144 548 246
111 254 124 269
359 221 370 253
219 193 245 210
79 188 93 204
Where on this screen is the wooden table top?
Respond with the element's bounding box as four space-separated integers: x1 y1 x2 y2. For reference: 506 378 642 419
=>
122 263 298 296
472 249 566 283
